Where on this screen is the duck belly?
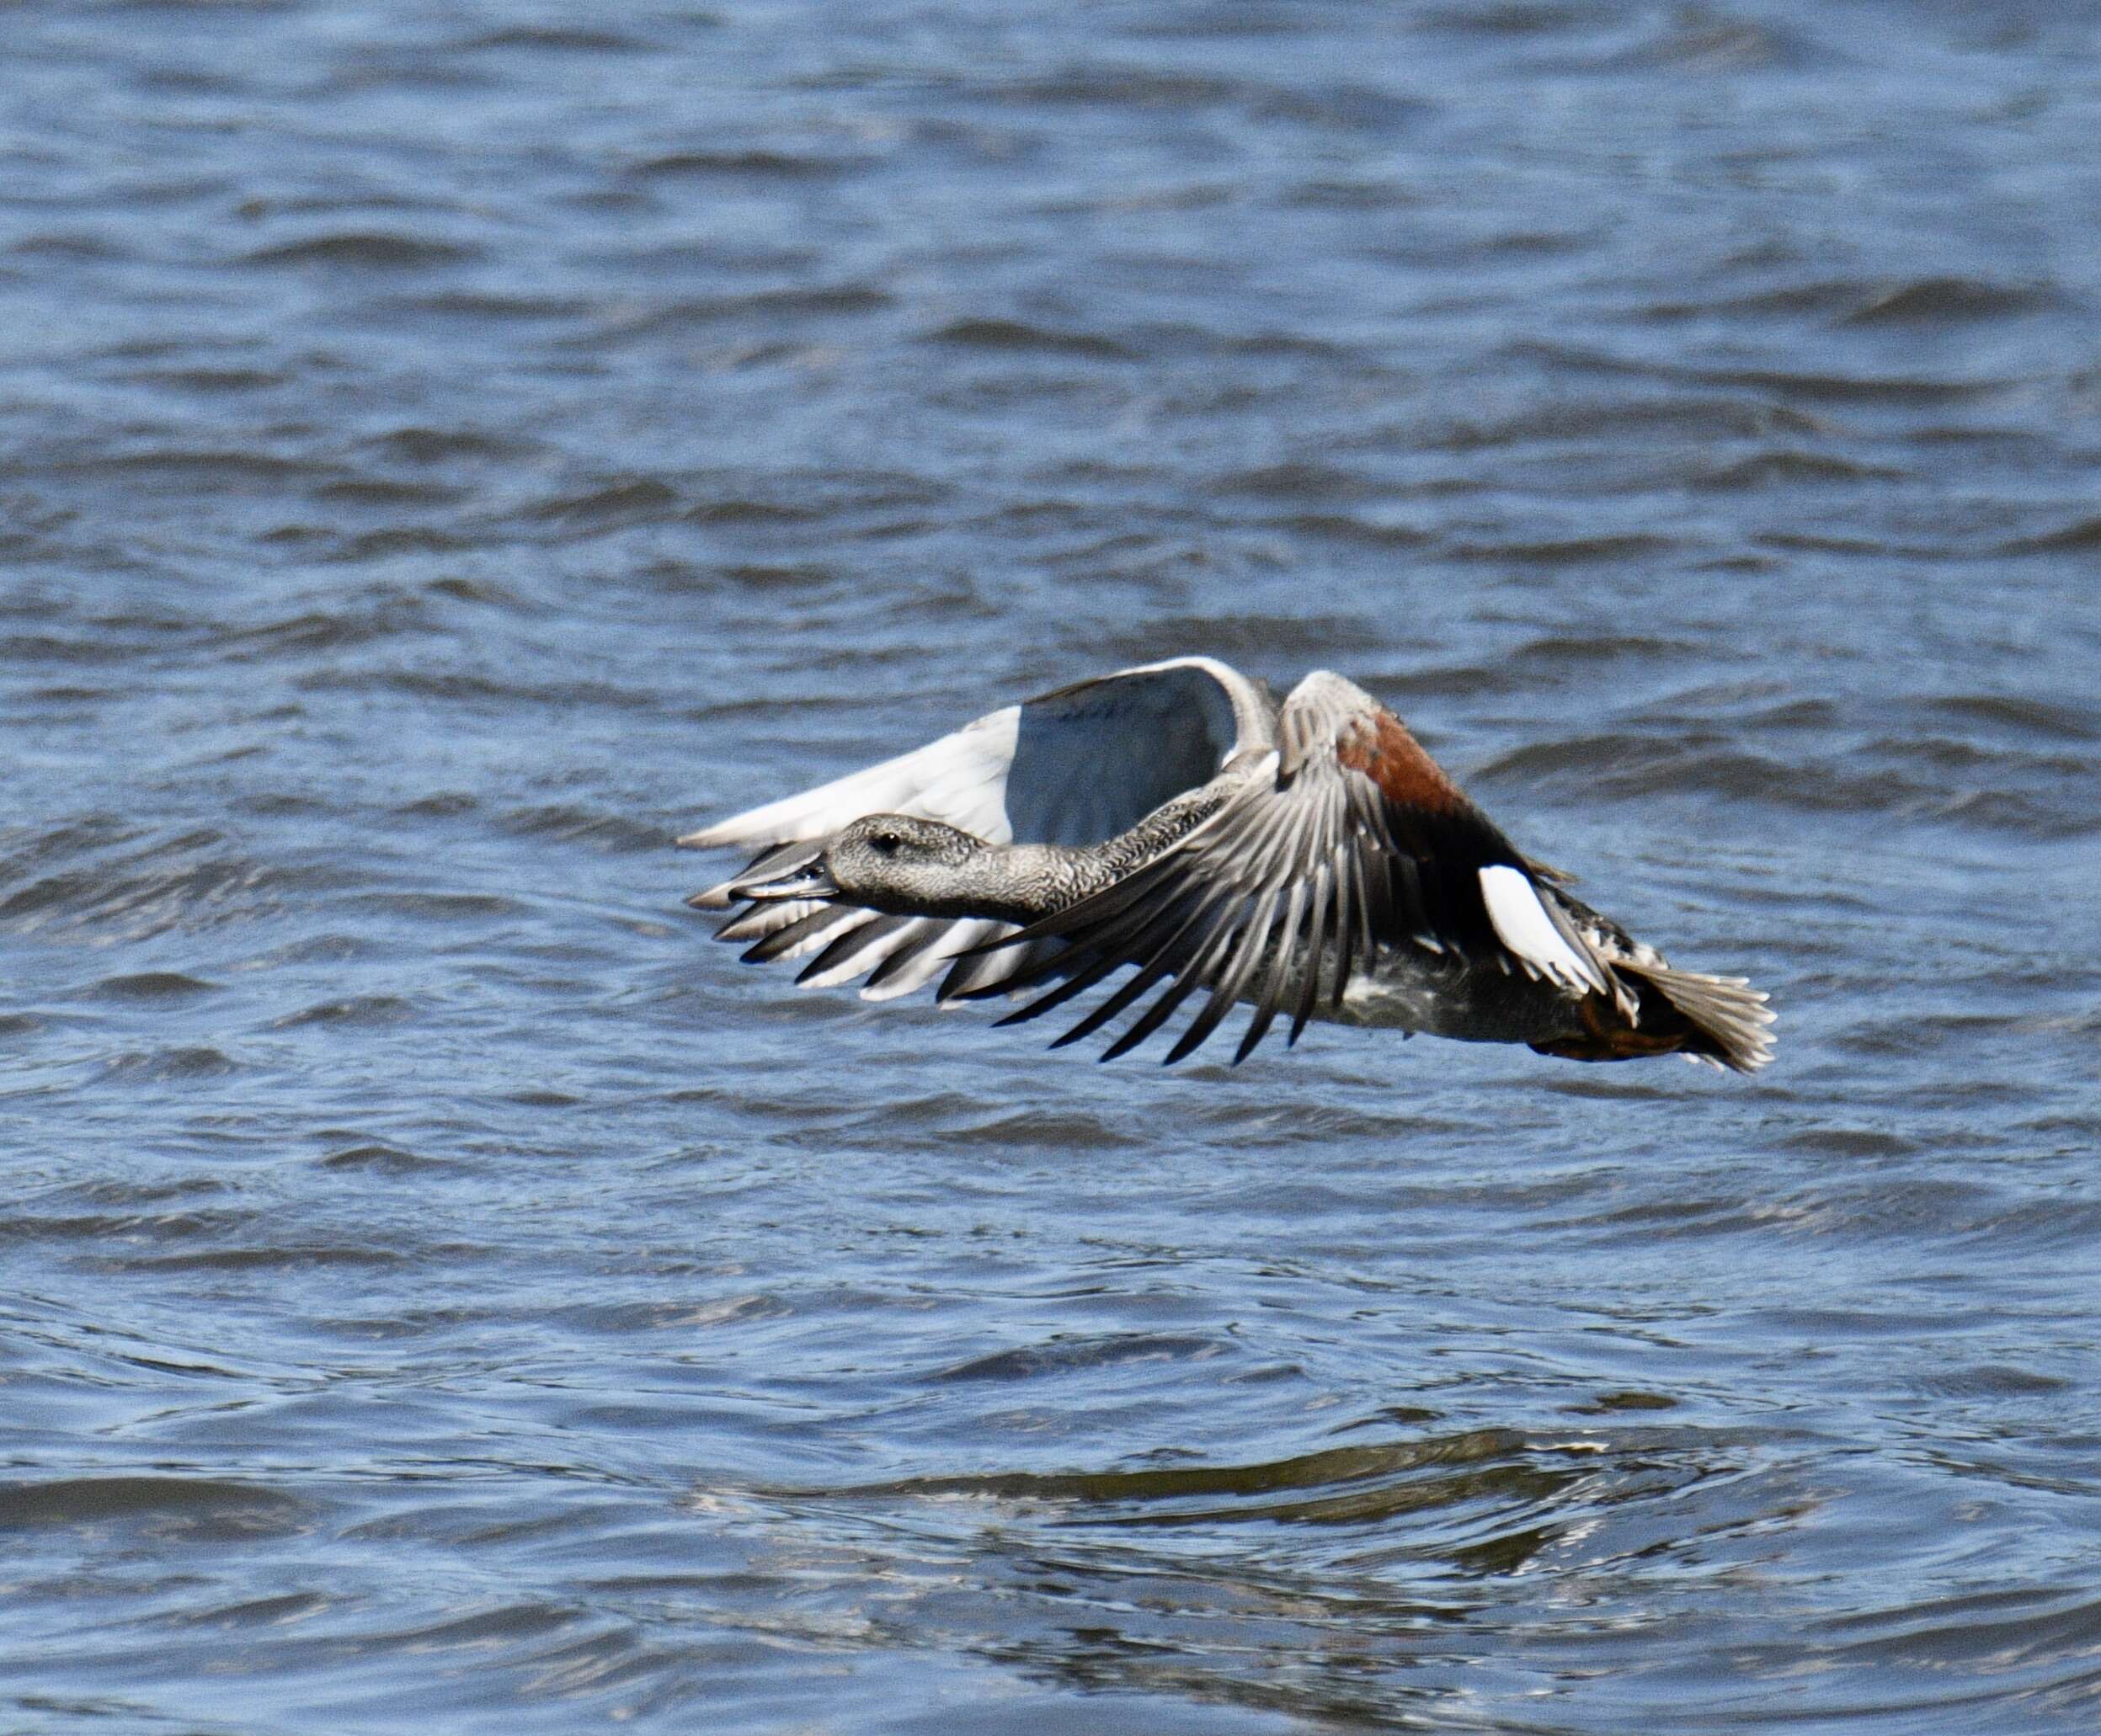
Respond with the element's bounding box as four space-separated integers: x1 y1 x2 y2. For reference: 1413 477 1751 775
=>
1329 949 1582 1047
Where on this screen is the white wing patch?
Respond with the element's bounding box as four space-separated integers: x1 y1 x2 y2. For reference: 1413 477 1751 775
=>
1479 864 1609 998
680 706 1021 905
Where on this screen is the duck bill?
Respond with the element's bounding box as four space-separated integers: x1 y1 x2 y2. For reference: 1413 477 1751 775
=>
740 865 840 902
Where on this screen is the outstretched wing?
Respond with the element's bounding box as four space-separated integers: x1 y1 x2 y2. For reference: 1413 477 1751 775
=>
964 670 1624 1062
681 658 1273 1001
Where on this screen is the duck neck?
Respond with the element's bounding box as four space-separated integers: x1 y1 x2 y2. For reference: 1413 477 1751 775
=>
918 789 1224 924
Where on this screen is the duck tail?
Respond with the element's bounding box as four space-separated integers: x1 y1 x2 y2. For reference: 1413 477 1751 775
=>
1618 960 1777 1074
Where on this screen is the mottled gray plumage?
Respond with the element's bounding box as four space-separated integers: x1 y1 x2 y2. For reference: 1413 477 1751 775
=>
685 660 1774 1073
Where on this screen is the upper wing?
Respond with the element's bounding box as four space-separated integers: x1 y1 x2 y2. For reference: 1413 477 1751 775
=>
964 670 1624 1061
681 658 1273 1000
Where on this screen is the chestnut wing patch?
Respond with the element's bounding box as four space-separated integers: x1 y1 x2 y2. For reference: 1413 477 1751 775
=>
961 684 1534 1063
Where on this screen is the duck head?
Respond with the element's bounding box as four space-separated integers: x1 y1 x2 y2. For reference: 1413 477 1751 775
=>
744 814 992 916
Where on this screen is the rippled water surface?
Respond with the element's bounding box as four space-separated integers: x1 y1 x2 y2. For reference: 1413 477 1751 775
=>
4 3 2100 1731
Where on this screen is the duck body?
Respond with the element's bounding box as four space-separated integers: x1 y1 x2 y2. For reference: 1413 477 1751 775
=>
682 659 1774 1073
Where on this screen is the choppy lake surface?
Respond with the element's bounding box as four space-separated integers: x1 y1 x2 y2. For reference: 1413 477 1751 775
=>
3 3 2099 1731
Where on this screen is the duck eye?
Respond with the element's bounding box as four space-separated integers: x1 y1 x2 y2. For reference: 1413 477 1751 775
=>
869 830 900 855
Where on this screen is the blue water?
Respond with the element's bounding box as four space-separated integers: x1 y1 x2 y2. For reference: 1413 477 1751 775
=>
3 3 2098 1731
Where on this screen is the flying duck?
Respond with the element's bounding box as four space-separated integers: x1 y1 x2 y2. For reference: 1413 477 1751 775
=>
680 658 1774 1073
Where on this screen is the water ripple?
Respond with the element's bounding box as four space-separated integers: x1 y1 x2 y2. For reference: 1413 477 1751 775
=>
4 3 2098 1732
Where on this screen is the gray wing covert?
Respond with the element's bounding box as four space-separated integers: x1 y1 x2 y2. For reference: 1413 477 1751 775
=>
1005 658 1261 846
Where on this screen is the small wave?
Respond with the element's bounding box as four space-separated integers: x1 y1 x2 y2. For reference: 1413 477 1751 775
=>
462 25 656 53
428 576 524 607
589 285 890 342
371 425 539 464
789 1430 1533 1504
1476 732 2087 835
3 1207 234 1248
1693 362 2013 407
1752 1175 2024 1243
1840 275 2063 327
573 1295 790 1334
632 149 858 180
1997 514 2101 555
1281 176 1417 210
221 593 440 655
683 498 820 526
392 791 478 818
1604 10 1829 73
1426 394 1824 450
325 528 472 563
8 231 125 260
527 477 680 525
927 317 1139 361
1262 510 1433 548
242 232 479 269
1645 280 1866 322
995 67 1242 109
271 993 418 1030
313 478 463 508
928 1334 1228 1383
937 1109 1143 1150
294 1603 578 1653
1446 530 1677 564
165 1591 333 1630
0 1477 317 1541
1508 631 1697 668
1578 1194 1798 1250
101 1046 242 1081
1090 611 1390 664
1537 1076 1682 1105
499 805 668 853
1913 1364 2072 1399
1753 528 1885 555
1569 1389 1680 1415
1507 338 2014 407
1254 84 1429 134
1218 327 1350 359
651 561 835 595
755 1424 1713 1558
397 290 590 322
1944 1195 2101 1253
1360 660 1522 700
105 1244 406 1273
1778 1127 1917 1159
88 970 218 1001
298 667 657 714
1773 1589 2101 1683
1693 450 1909 489
1928 695 2096 742
346 890 524 924
1865 732 2088 783
1419 4 1596 39
131 365 286 393
3 832 352 943
1644 274 2061 328
0 812 144 872
1209 461 1372 502
312 54 494 98
72 448 324 485
317 1142 454 1174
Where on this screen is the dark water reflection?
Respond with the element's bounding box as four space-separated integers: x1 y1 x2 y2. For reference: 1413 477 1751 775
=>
4 0 2101 1731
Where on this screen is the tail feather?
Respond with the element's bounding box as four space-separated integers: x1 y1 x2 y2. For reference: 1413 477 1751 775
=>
1620 959 1777 1075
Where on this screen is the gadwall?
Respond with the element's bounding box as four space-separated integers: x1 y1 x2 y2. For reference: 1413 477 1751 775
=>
682 658 1774 1072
